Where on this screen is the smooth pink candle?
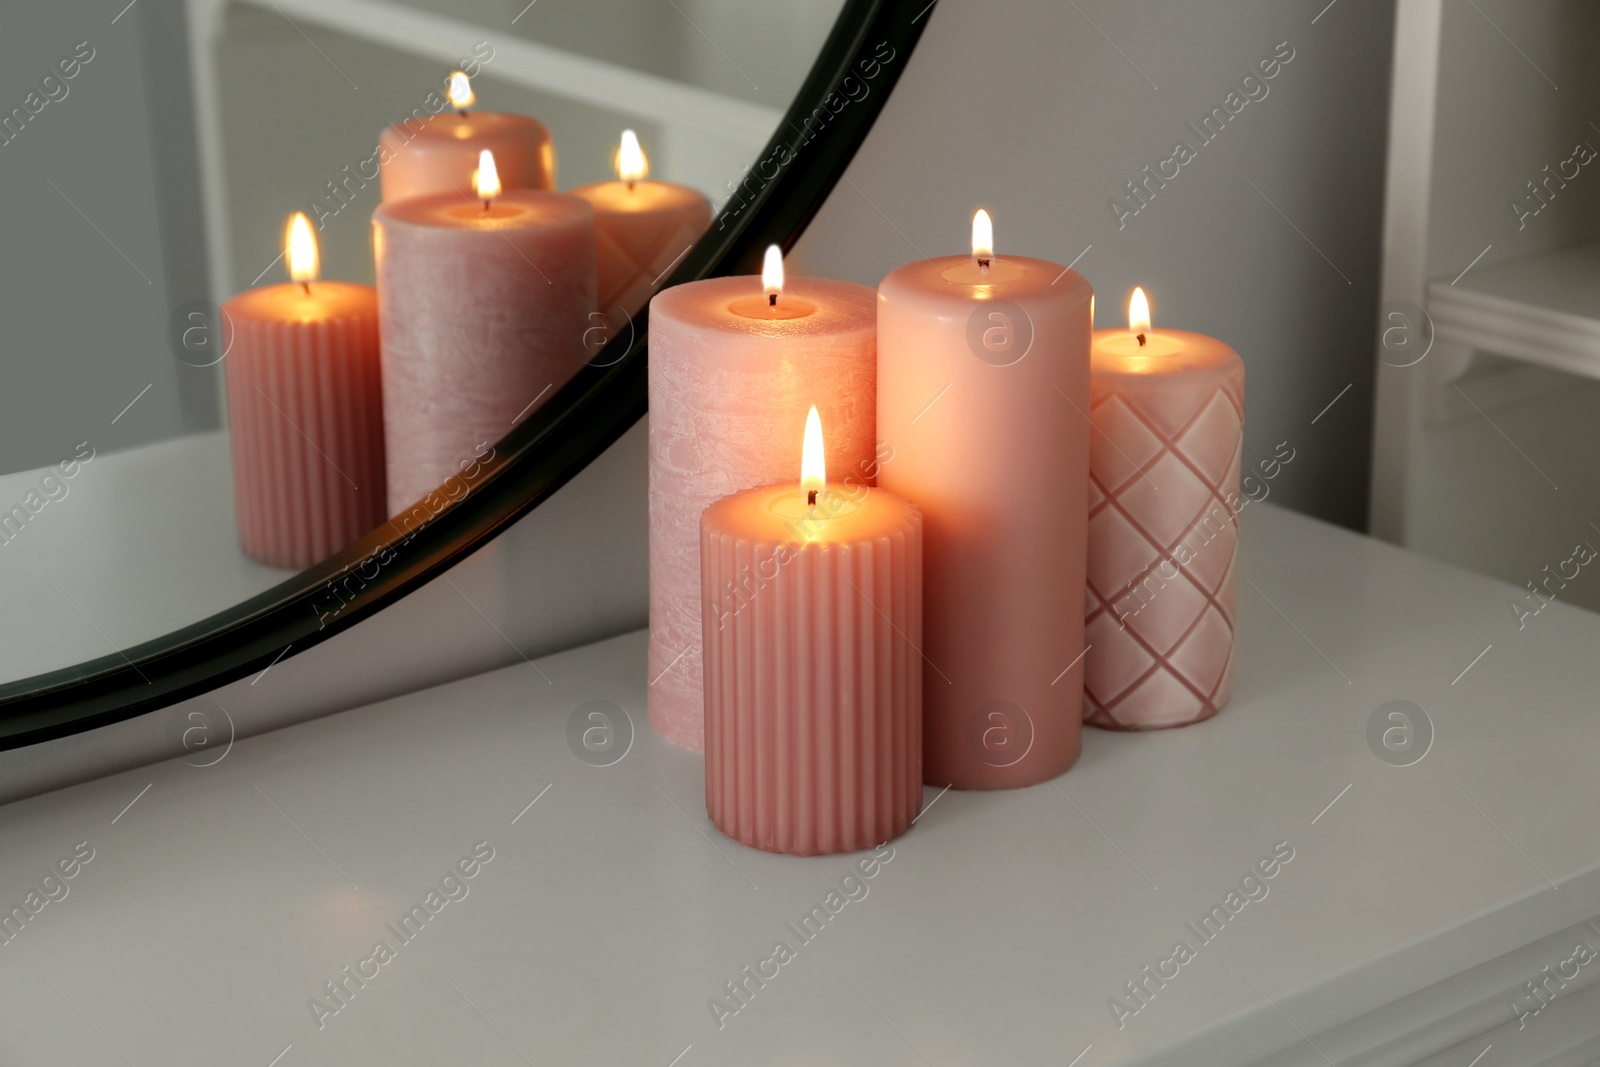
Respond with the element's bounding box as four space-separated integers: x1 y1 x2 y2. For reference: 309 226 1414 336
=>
649 265 878 752
701 415 922 856
877 214 1092 789
373 185 595 516
378 82 554 204
224 217 385 570
570 132 711 323
1085 290 1244 730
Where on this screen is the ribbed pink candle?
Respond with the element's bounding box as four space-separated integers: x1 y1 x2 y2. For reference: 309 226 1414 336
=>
702 475 922 856
374 187 595 516
569 179 710 322
1085 298 1245 730
877 220 1092 790
223 281 386 570
379 112 554 204
649 271 878 752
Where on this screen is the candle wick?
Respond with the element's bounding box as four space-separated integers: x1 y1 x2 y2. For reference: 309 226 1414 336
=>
768 293 778 308
482 198 490 212
627 180 635 192
807 489 818 506
456 109 467 118
301 281 311 296
1136 332 1147 347
977 256 991 274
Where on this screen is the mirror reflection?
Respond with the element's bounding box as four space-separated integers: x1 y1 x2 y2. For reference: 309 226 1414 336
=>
0 0 844 687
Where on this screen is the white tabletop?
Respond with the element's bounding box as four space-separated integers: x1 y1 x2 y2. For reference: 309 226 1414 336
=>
1 502 1597 1067
0 431 289 686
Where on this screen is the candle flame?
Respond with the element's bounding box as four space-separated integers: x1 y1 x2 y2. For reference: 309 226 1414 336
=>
616 129 648 183
971 208 993 267
447 70 475 110
762 244 784 304
474 148 501 203
285 212 319 285
1128 286 1151 339
801 405 826 500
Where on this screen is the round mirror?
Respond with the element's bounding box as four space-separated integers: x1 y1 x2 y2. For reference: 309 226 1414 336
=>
0 0 929 746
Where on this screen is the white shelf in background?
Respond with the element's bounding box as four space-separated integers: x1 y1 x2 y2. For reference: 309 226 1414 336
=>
237 0 781 145
1428 241 1600 383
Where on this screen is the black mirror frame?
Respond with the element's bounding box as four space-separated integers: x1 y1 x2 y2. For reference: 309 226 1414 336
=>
0 0 935 750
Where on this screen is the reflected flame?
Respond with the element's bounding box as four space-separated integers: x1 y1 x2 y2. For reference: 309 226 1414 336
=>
447 70 475 110
762 244 784 304
1129 286 1151 339
474 148 501 202
801 405 826 499
971 208 993 267
285 212 319 285
616 129 648 183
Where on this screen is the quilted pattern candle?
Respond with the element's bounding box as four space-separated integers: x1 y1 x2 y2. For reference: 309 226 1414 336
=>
1084 288 1245 730
570 131 711 323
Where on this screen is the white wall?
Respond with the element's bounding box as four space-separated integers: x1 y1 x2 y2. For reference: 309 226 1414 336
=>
794 0 1396 531
0 1 213 476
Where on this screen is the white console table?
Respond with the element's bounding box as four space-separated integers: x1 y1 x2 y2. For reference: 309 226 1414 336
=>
2 503 1599 1066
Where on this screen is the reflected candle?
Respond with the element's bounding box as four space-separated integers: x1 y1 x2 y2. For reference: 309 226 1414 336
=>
378 71 555 204
570 130 711 323
373 150 595 516
649 248 878 752
1085 288 1244 729
702 407 922 856
224 213 386 569
877 211 1092 789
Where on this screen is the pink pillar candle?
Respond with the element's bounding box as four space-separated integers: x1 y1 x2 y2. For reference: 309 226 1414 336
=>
223 218 385 570
1085 292 1244 729
877 214 1092 789
701 434 922 856
571 131 711 324
378 105 554 204
649 265 878 752
373 187 596 516
569 180 710 322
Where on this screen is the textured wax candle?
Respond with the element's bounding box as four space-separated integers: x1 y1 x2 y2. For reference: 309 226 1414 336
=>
649 250 878 752
570 131 711 323
373 155 595 516
378 72 555 204
1085 288 1244 729
702 408 922 856
877 212 1092 790
224 213 385 570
